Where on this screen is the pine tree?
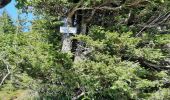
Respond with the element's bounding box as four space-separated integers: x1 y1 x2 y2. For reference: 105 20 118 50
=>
1 0 168 99
0 10 15 34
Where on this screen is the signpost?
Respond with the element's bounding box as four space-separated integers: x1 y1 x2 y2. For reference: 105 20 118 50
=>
60 18 77 34
60 18 77 52
60 27 77 34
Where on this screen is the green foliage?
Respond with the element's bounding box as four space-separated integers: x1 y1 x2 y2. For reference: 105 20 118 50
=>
154 34 170 44
73 26 170 99
0 11 16 34
0 12 73 99
0 0 170 99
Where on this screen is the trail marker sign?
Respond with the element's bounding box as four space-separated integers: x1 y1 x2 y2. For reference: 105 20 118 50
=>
60 18 77 34
60 27 77 34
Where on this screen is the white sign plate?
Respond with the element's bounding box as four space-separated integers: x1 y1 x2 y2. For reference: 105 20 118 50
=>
60 27 77 34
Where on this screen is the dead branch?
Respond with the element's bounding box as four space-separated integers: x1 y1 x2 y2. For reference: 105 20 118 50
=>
122 56 170 71
136 12 170 36
72 92 85 100
157 12 170 25
0 59 11 86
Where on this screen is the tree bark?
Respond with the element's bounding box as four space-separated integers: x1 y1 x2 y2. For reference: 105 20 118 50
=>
61 34 72 53
74 11 87 62
61 18 74 53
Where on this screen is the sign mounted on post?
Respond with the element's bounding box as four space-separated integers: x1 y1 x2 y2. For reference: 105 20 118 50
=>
60 27 77 34
60 18 77 34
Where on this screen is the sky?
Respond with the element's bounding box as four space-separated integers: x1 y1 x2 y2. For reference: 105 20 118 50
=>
0 0 18 20
0 0 34 31
0 0 33 21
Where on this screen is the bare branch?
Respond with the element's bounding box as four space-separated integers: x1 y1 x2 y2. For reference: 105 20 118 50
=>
122 56 170 71
0 59 11 86
72 92 85 100
136 12 170 36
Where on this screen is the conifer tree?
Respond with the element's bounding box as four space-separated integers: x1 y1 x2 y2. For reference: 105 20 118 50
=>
0 0 168 99
0 10 15 34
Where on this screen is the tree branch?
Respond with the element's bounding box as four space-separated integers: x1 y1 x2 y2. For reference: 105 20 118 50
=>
0 59 11 86
72 92 85 100
122 56 170 71
67 0 84 23
67 1 124 23
136 12 170 36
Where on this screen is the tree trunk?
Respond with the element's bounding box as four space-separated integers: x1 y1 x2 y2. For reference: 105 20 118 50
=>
61 18 74 53
61 34 72 53
74 12 87 62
